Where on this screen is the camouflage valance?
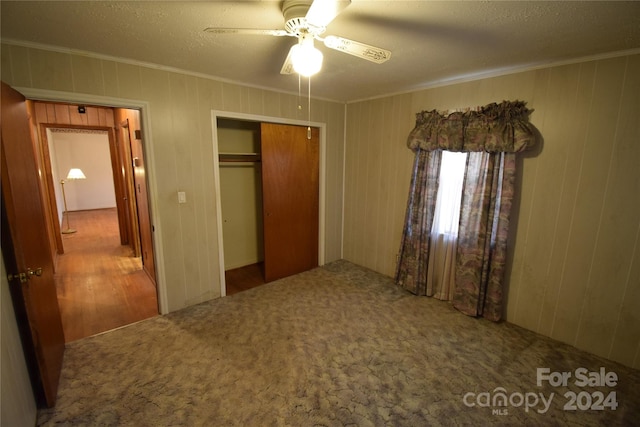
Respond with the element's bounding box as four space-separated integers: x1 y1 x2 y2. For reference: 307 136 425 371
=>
407 100 537 153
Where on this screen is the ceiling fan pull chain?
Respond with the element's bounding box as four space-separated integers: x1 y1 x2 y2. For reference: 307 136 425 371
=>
307 75 312 140
298 73 302 114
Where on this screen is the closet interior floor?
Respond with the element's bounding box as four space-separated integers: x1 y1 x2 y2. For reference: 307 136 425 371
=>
225 262 265 296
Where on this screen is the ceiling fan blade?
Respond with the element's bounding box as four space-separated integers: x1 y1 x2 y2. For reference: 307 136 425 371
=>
322 35 391 64
305 0 351 28
204 27 290 37
280 46 295 75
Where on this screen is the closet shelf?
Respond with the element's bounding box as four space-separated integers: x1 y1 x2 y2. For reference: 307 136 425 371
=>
219 152 261 163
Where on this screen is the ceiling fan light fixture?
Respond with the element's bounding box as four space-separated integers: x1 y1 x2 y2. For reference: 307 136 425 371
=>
291 36 323 77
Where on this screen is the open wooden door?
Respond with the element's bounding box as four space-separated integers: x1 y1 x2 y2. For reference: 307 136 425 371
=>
261 123 319 282
131 127 157 284
117 108 157 285
1 82 65 406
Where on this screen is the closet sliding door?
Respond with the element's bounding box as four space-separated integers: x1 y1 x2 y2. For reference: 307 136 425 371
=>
261 123 319 282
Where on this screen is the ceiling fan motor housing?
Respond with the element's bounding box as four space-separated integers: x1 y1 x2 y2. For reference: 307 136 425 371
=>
282 0 324 36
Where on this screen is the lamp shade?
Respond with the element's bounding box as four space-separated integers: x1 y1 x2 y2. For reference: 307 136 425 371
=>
66 168 86 180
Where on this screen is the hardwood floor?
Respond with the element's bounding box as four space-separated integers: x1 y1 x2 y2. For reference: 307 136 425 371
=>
225 262 265 295
55 208 158 342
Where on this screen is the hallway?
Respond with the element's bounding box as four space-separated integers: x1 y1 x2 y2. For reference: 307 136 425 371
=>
55 208 158 342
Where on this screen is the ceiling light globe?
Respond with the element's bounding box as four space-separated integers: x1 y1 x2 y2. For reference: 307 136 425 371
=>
291 43 323 77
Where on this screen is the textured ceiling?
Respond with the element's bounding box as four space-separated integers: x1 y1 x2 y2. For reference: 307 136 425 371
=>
2 1 639 102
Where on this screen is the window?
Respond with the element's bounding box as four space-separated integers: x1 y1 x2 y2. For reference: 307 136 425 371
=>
431 151 467 236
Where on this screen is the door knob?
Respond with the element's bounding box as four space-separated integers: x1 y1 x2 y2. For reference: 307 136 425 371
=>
27 267 43 277
7 267 43 283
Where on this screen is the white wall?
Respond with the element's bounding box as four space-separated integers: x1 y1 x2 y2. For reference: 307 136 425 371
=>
46 128 65 226
50 130 116 212
1 255 37 427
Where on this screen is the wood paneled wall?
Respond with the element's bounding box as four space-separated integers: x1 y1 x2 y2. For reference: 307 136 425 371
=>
33 102 115 128
2 42 346 313
344 54 640 369
2 41 637 370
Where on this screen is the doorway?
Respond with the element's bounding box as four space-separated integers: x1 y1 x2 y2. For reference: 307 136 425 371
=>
32 101 159 342
213 112 327 296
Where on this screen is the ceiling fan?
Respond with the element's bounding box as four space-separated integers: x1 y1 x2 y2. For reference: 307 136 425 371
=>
204 0 391 77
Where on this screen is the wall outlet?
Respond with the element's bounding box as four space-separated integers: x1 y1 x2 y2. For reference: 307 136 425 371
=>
178 191 187 204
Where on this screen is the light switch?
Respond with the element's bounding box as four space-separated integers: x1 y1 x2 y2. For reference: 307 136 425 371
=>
178 191 187 204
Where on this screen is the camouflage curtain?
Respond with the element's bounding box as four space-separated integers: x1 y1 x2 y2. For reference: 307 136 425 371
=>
396 101 537 320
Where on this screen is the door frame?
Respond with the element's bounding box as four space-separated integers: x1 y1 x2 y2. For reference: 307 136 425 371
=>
38 124 120 254
16 87 169 314
115 118 142 256
211 110 326 297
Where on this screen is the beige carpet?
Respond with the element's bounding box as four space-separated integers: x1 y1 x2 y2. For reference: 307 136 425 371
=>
38 260 639 426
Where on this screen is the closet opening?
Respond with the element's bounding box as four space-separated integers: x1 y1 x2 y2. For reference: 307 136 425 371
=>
215 116 322 296
217 119 265 295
